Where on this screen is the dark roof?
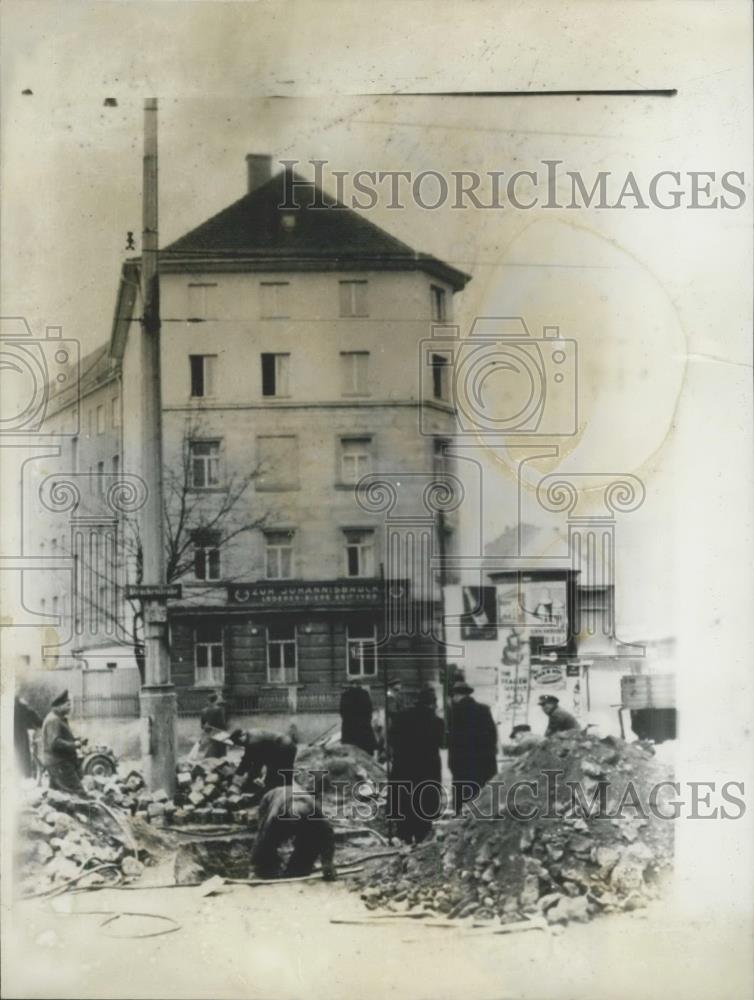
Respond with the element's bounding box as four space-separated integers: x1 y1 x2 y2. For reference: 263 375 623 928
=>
160 167 470 290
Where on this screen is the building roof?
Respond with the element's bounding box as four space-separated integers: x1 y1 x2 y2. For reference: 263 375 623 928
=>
159 166 470 289
483 522 612 585
46 342 120 421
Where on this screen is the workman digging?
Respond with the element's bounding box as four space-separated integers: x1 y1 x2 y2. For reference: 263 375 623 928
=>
250 784 337 882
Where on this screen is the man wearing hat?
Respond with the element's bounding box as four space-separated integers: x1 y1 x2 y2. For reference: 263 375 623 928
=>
389 686 445 844
339 680 377 756
538 695 579 737
40 691 86 796
448 680 498 815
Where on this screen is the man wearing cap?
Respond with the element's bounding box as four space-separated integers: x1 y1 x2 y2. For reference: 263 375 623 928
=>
390 686 445 844
40 691 86 796
448 680 498 815
230 727 298 796
538 695 579 737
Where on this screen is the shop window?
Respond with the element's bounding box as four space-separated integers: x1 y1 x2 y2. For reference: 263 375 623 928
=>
266 622 298 684
265 530 295 579
193 529 221 581
195 622 225 685
189 440 221 488
339 280 368 317
346 618 378 678
344 529 374 578
340 437 372 485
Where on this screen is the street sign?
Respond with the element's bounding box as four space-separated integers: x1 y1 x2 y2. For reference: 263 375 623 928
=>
125 584 182 601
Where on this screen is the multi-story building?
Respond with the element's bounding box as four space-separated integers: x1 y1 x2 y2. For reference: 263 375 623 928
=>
111 156 470 711
22 342 129 670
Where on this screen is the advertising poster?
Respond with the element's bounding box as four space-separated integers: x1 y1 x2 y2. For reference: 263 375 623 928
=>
497 578 568 647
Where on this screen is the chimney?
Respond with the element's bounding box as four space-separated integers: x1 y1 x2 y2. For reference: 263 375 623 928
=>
246 154 272 193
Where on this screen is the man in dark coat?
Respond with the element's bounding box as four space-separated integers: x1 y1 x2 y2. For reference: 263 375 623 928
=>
339 680 376 755
390 686 445 844
14 696 42 778
230 728 298 795
538 695 579 736
199 692 228 759
40 691 86 796
251 784 337 880
448 681 498 815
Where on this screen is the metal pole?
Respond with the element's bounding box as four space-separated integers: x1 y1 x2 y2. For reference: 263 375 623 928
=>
138 97 176 794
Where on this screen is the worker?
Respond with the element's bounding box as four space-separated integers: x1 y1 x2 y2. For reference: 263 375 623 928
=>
538 694 579 736
390 686 444 844
199 692 229 759
251 784 337 881
14 695 42 778
448 680 498 815
501 723 542 757
40 690 86 796
339 680 376 755
230 728 298 795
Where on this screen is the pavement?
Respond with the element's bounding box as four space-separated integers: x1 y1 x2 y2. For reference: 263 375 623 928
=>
3 876 752 1000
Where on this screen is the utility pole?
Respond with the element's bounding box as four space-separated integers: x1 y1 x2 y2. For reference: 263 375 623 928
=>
136 97 177 794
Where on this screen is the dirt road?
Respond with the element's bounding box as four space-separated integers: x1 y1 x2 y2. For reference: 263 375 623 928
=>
3 877 751 1000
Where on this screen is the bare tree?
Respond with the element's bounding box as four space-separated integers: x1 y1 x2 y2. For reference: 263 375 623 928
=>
75 415 269 681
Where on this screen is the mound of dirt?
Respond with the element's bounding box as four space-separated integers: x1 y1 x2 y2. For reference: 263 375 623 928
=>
296 741 386 791
354 731 674 925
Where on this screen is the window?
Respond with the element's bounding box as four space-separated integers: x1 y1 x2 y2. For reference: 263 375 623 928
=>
340 437 372 484
187 282 218 320
256 435 298 491
346 618 378 678
266 622 298 683
430 285 447 322
189 441 221 488
97 461 105 496
340 351 370 396
71 437 78 473
106 662 117 670
261 353 290 397
195 622 225 685
112 396 120 428
344 529 374 578
97 405 105 434
260 282 290 319
52 596 59 618
265 530 295 579
87 410 93 439
112 454 120 475
431 353 450 401
193 530 221 581
339 280 368 317
189 355 217 398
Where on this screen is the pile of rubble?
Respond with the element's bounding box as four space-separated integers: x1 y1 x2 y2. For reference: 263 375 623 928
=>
15 787 146 898
296 741 385 792
84 757 258 827
356 731 674 926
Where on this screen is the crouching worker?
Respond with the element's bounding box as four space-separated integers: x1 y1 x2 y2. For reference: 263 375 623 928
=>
251 785 337 881
230 728 298 796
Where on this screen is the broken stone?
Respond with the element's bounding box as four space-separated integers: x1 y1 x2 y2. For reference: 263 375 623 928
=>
120 856 145 878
